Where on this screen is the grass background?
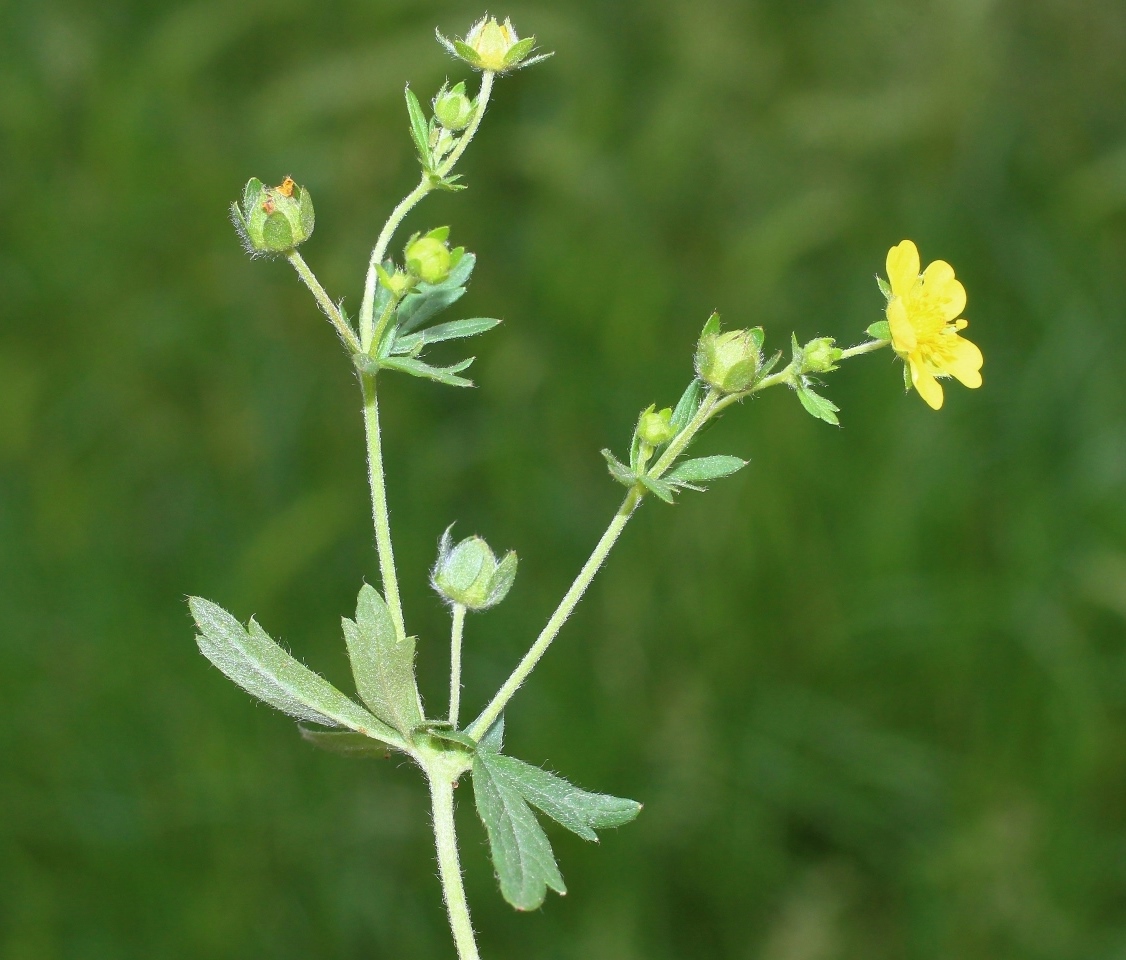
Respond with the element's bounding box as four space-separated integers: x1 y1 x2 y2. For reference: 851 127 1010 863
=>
3 0 1126 957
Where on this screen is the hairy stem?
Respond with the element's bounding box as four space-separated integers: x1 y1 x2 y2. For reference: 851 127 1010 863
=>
449 603 467 728
839 338 889 360
359 71 496 348
286 250 361 353
361 372 407 642
429 775 481 960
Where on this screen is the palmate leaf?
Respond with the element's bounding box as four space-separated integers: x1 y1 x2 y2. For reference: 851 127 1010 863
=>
342 584 423 737
472 752 565 911
795 381 841 425
473 744 641 910
190 597 402 748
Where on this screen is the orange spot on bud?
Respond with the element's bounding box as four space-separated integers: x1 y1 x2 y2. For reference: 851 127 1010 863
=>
277 176 296 197
262 197 276 214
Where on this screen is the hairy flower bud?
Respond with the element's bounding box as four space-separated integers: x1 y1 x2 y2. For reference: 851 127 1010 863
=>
231 176 314 255
433 82 475 131
694 315 762 394
797 336 842 374
405 227 453 284
432 528 518 611
437 17 550 74
637 406 676 446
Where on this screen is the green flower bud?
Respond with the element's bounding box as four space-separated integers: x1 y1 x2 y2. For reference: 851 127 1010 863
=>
637 406 676 446
231 176 314 255
405 228 453 284
433 83 474 131
694 314 762 394
376 263 414 298
797 336 842 374
437 16 552 74
432 527 518 611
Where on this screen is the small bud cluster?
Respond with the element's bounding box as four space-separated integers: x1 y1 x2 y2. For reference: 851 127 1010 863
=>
432 527 518 611
231 177 315 255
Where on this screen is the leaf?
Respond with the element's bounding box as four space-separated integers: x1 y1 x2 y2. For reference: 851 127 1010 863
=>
392 317 501 355
415 722 477 751
866 320 891 341
477 750 641 842
795 383 841 425
342 584 423 736
601 449 636 488
300 727 391 758
395 253 476 334
670 379 702 433
480 714 505 752
190 598 401 746
380 356 475 387
405 86 433 167
473 753 565 910
757 350 784 381
666 455 747 485
640 475 677 504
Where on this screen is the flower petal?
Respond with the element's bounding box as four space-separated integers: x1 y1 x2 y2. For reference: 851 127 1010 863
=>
886 240 920 298
943 334 983 388
921 259 966 322
910 358 944 409
886 296 916 353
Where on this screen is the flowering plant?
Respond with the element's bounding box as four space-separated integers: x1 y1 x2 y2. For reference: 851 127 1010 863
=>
192 18 982 959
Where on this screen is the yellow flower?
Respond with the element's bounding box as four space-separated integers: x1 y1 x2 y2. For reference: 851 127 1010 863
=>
882 239 983 410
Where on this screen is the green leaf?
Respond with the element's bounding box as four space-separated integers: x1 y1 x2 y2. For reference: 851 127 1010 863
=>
299 727 391 758
190 598 401 746
473 753 565 910
795 383 840 425
342 584 423 736
480 715 505 752
392 317 501 354
380 356 475 387
640 475 677 504
415 722 477 751
876 276 893 300
601 449 637 488
477 750 641 842
866 320 891 341
405 86 433 167
670 379 702 433
666 455 748 485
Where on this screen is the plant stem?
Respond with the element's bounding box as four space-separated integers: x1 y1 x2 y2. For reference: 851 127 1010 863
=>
428 775 481 960
467 488 641 740
360 372 407 642
286 250 361 353
358 71 496 349
839 338 889 360
449 603 467 728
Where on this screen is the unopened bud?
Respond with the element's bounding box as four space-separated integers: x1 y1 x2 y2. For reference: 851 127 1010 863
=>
405 227 453 284
694 315 762 394
437 17 550 74
434 83 474 131
231 176 314 255
637 406 676 446
432 527 518 611
797 336 842 374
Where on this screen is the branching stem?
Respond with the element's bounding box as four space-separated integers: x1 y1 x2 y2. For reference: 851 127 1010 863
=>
286 251 361 353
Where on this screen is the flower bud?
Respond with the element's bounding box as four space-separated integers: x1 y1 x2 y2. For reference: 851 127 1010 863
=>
694 314 762 394
405 228 453 284
433 82 475 131
437 17 550 74
637 406 676 446
797 336 842 374
432 527 518 611
231 176 314 255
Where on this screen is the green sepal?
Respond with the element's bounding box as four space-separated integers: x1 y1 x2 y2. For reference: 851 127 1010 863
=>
700 312 721 338
299 727 391 758
261 212 294 251
342 584 423 736
453 40 484 67
502 36 537 68
670 379 702 433
487 551 519 606
666 455 747 486
242 177 264 212
903 361 913 391
190 598 402 747
472 752 565 911
380 355 475 387
749 326 765 350
876 276 893 300
756 350 784 382
866 320 891 341
414 721 477 752
795 382 840 425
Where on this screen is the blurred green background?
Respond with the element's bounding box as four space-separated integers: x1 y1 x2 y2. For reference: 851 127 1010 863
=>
3 0 1126 957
